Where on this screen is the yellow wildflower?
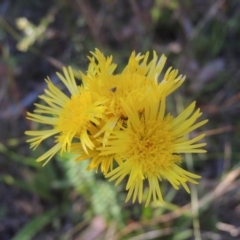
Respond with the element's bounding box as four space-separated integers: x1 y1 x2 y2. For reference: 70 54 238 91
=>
100 96 208 206
80 49 185 142
25 49 208 207
25 67 106 165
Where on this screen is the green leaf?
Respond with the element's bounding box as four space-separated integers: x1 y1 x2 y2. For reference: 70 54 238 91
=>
0 143 39 168
0 174 55 201
11 208 58 240
172 229 193 240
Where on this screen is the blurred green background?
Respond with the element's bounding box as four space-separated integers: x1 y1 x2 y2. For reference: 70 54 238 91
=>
1 0 240 239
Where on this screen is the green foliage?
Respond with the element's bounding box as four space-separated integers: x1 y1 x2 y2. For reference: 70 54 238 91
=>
91 181 123 223
12 208 58 240
58 154 124 224
192 20 227 60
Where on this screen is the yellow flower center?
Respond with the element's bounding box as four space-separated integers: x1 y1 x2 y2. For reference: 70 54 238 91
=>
125 117 182 177
56 91 93 137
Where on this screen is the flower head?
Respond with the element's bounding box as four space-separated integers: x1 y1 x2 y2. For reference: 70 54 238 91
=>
100 96 207 206
25 49 208 207
80 50 185 142
25 67 106 165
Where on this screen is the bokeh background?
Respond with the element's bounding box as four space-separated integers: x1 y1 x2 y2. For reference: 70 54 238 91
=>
1 0 240 239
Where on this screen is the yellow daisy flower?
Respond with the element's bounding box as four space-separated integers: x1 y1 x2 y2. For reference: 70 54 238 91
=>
80 49 185 142
25 67 107 165
25 49 208 207
99 96 208 206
